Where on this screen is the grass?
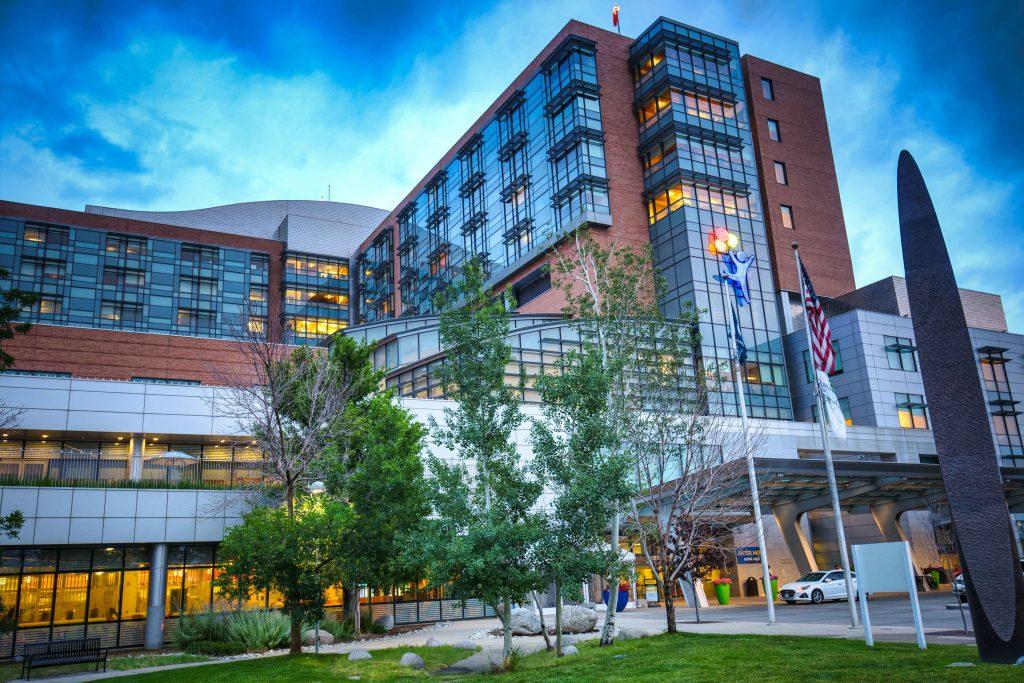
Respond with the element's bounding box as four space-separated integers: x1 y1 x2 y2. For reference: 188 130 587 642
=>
0 652 210 681
455 633 1020 682
123 646 467 681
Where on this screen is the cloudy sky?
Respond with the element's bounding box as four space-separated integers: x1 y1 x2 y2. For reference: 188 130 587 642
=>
1 1 1022 327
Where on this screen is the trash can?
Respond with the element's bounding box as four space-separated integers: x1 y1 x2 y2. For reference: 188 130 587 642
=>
745 576 759 597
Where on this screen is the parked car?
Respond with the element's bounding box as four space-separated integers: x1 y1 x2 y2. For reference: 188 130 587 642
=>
952 573 966 603
779 570 859 605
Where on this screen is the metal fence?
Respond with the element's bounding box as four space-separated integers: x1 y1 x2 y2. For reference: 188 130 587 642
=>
0 450 266 488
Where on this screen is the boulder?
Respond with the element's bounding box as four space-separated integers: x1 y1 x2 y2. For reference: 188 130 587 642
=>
399 652 424 669
454 640 477 650
582 601 596 609
616 628 651 642
425 637 442 647
560 645 579 656
348 649 372 661
509 608 542 635
302 629 335 646
560 605 598 634
374 614 395 631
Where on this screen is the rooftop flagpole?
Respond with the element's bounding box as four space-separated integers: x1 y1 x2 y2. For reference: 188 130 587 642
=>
612 4 621 34
792 242 859 628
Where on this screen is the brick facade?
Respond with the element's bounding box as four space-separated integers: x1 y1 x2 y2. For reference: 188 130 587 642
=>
741 56 855 298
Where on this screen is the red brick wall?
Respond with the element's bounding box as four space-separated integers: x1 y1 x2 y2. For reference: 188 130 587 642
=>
0 200 286 341
6 325 259 385
741 56 855 298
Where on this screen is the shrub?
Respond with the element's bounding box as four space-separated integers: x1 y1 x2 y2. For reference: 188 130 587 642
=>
318 615 356 642
176 612 230 648
184 640 247 656
226 610 290 651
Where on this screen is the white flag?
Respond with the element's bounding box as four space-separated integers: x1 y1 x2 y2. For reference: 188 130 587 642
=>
816 370 847 440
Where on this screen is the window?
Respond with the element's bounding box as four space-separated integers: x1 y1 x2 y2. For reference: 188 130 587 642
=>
884 336 918 371
23 224 69 246
103 267 145 288
19 257 65 280
761 77 775 101
179 276 217 297
812 397 853 426
34 295 62 316
512 268 551 307
105 234 146 256
249 286 267 302
780 205 795 229
767 118 781 141
896 393 929 429
100 301 143 326
803 340 842 382
180 244 218 267
177 308 216 332
774 161 788 185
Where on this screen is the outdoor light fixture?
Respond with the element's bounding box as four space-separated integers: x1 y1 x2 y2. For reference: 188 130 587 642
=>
308 480 326 496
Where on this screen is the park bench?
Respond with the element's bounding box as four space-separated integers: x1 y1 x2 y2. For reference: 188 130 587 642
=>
20 637 108 680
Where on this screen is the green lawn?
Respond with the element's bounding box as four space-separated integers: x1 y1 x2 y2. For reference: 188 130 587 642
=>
462 633 1019 682
123 646 467 682
0 652 210 681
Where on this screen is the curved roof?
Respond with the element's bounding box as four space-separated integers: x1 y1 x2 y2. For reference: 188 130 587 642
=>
85 200 388 259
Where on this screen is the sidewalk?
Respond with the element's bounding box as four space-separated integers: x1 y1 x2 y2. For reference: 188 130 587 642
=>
23 606 976 681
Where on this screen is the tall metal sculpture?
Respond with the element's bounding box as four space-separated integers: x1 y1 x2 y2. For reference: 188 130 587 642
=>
898 149 1024 663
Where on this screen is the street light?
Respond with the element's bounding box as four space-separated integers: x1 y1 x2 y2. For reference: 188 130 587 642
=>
308 480 326 653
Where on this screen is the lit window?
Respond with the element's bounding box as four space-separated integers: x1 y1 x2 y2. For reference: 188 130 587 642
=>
249 287 267 302
767 119 781 142
774 161 788 185
780 205 795 229
896 393 929 429
37 296 62 315
761 77 775 101
247 316 266 335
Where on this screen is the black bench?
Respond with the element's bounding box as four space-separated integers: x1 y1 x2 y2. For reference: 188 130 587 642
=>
20 637 108 680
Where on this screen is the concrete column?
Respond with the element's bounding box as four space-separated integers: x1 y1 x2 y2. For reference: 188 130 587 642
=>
145 543 169 649
772 504 818 576
129 433 145 481
870 502 930 591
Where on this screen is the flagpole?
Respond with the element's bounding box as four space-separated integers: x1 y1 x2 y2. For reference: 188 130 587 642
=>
792 243 859 628
718 273 777 625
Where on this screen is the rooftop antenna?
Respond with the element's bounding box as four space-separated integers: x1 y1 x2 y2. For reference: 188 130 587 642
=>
320 184 332 201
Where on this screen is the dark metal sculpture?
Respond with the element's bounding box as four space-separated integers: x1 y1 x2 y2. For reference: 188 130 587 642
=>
898 149 1024 663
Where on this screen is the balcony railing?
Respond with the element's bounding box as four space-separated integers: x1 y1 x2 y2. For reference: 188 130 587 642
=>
0 451 267 489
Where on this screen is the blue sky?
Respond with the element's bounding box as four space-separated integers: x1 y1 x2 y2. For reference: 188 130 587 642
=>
1 1 1022 328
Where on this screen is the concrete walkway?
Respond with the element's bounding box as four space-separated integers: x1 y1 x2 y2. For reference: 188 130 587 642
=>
22 603 977 681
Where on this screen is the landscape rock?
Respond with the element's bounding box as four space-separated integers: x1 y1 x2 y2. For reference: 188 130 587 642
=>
425 637 442 647
302 629 334 646
616 628 651 642
946 662 975 667
582 601 596 609
399 652 424 669
454 640 477 650
374 614 395 631
509 608 542 635
560 605 598 634
348 649 372 661
560 645 579 656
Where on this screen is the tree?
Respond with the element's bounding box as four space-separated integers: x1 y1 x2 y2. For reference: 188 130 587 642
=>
322 389 429 635
547 231 660 645
0 510 22 635
214 496 353 654
216 319 359 515
531 345 631 654
623 318 766 630
417 259 544 659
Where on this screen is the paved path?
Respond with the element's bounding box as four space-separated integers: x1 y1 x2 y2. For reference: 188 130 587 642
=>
24 593 975 681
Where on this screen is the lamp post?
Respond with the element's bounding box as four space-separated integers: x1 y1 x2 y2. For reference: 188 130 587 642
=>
308 480 326 654
708 228 776 625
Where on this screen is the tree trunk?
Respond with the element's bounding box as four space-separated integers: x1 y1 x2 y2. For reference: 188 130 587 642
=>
343 583 361 636
289 615 302 654
502 596 513 659
555 582 563 657
664 594 677 634
532 590 552 651
599 512 620 646
687 574 702 624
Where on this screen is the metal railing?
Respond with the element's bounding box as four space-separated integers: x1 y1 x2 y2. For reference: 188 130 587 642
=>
0 451 267 488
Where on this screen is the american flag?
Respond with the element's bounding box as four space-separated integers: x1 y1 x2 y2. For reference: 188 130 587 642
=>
800 260 836 375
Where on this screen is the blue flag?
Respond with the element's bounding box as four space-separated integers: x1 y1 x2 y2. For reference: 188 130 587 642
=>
731 305 748 366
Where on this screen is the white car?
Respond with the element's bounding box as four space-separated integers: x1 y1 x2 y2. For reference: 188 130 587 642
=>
779 570 859 605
